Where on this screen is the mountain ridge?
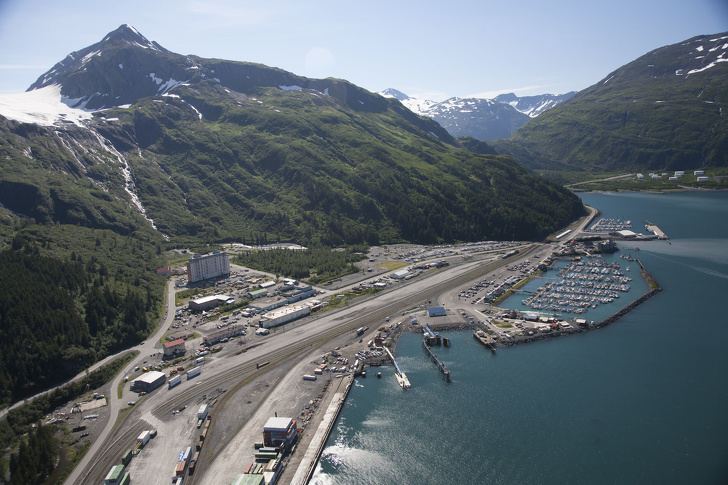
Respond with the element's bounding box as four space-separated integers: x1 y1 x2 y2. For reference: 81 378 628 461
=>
493 31 728 171
380 88 574 141
0 24 584 247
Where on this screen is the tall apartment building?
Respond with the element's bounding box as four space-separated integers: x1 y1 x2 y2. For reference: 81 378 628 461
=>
186 250 230 283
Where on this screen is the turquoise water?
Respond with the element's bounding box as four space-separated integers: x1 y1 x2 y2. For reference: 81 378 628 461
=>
312 191 728 484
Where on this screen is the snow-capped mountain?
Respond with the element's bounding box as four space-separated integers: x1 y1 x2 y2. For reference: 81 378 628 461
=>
380 88 574 141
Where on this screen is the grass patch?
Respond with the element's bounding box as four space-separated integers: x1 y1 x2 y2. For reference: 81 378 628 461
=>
493 320 514 328
376 261 408 271
324 287 384 311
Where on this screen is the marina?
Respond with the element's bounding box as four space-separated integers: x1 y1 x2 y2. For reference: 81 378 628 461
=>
314 191 728 485
520 256 632 315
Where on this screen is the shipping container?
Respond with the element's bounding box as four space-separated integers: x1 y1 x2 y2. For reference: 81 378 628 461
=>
187 366 201 380
137 430 151 446
121 449 132 466
168 374 182 389
197 403 209 420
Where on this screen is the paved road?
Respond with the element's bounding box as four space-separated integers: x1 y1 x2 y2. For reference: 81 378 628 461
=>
64 279 178 485
64 214 595 484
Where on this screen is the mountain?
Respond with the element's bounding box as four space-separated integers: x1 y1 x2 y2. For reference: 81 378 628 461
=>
0 24 585 405
493 32 728 172
380 89 574 141
0 24 584 247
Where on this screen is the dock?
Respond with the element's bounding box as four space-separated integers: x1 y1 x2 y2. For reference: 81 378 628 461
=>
384 347 410 389
645 222 668 240
473 330 496 352
421 338 452 382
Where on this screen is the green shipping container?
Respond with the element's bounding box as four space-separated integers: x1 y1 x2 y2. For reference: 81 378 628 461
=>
121 449 132 466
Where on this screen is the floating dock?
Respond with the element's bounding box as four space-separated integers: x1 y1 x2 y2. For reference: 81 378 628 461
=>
384 347 410 389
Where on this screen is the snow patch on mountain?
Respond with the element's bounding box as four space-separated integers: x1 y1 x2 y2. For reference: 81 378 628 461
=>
0 85 94 127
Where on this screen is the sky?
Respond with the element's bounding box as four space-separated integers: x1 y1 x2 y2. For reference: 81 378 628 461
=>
0 0 727 101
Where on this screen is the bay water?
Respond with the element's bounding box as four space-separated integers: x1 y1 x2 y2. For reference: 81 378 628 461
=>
312 191 728 484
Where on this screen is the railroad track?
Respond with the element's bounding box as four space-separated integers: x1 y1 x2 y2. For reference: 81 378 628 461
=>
85 247 535 484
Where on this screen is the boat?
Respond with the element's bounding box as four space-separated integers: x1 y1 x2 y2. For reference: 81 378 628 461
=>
473 330 496 351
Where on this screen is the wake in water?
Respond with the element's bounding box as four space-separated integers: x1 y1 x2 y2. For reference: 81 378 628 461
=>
636 241 728 280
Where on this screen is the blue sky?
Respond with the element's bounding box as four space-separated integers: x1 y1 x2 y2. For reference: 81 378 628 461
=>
0 0 726 100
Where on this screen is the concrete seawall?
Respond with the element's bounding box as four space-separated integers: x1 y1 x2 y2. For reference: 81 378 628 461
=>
289 375 353 485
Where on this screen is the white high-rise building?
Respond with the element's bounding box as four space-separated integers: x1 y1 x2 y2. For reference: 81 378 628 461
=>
186 250 230 283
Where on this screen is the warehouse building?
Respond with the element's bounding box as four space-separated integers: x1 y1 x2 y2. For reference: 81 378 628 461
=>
203 324 244 346
189 294 235 311
248 288 268 299
390 269 410 279
259 304 311 328
131 371 166 393
281 285 316 303
263 416 298 447
186 250 230 283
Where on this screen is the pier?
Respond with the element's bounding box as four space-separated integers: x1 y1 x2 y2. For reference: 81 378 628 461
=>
645 222 668 240
421 338 452 382
384 347 410 389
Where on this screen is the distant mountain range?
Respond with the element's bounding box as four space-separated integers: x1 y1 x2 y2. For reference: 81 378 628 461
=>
379 88 574 141
493 31 728 172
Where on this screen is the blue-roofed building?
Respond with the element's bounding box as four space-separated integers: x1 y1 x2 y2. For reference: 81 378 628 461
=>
427 307 447 317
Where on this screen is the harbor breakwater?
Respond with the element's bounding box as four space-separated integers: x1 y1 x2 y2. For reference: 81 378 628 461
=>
500 260 661 347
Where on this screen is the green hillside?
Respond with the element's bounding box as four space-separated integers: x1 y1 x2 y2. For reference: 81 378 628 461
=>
494 32 728 173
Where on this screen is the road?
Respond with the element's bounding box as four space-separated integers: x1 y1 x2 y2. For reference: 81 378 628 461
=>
71 248 523 484
64 278 178 485
65 213 596 484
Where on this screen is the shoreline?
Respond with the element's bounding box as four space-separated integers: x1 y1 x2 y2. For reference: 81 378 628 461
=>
290 259 662 483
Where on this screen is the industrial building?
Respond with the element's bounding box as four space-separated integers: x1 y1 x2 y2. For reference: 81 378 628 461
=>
427 307 447 317
281 284 316 303
131 371 166 393
263 417 298 447
203 324 244 346
189 294 235 311
259 304 311 328
390 269 410 279
186 250 230 283
248 288 268 299
249 285 317 313
163 338 186 358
